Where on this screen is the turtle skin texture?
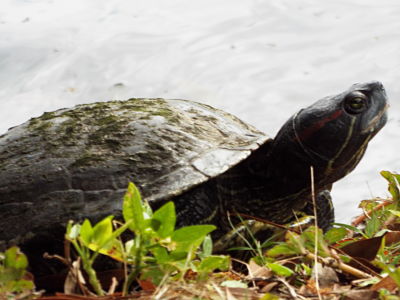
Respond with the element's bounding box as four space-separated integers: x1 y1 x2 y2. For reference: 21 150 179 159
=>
0 81 388 276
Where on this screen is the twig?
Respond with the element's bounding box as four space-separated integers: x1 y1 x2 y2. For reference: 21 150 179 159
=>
304 250 372 279
277 277 307 300
107 277 118 295
310 166 322 300
351 199 392 227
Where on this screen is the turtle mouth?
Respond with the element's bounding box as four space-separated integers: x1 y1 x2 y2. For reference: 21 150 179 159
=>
361 102 389 135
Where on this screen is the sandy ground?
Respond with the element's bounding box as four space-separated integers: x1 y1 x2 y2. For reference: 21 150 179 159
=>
1 0 399 222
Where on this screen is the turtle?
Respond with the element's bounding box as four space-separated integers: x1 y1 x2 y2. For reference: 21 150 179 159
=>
0 81 388 262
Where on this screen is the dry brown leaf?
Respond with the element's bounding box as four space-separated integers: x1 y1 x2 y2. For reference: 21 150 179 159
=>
370 275 398 293
137 278 157 291
340 236 383 261
64 260 86 295
246 260 272 279
260 281 278 293
384 231 400 245
342 289 379 300
312 263 339 288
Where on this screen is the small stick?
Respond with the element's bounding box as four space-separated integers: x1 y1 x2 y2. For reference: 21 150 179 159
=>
310 166 322 300
351 199 392 226
305 250 372 279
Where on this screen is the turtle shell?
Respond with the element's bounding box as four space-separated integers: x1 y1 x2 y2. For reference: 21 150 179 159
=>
0 98 268 244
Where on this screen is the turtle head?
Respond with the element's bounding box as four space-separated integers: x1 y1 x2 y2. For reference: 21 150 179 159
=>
293 81 388 180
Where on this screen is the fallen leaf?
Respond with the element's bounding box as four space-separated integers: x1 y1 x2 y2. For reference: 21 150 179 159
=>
340 236 383 261
247 259 272 279
370 275 398 293
342 289 379 300
312 263 339 288
138 278 157 291
384 231 400 245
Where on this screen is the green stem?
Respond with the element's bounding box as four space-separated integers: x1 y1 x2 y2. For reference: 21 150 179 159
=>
83 260 104 296
123 235 143 295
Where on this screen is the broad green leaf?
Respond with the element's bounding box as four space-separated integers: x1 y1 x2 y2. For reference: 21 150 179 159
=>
266 244 297 257
151 201 176 238
333 222 366 237
4 247 28 271
123 182 146 233
168 251 188 261
172 225 215 252
324 227 348 244
92 221 132 260
80 219 94 245
3 247 28 280
11 279 34 292
92 216 114 249
4 246 17 268
266 262 294 277
198 255 230 273
150 245 170 264
172 225 216 242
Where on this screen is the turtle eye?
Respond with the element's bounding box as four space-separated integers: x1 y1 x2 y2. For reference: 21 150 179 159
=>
344 91 368 114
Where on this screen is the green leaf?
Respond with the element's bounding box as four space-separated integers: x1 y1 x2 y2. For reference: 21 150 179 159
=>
123 182 146 233
198 255 230 273
11 279 34 292
4 246 16 268
150 245 170 264
79 219 94 246
324 227 348 244
140 265 165 286
364 212 381 238
381 170 400 205
4 247 28 270
172 225 216 252
333 222 366 237
92 216 114 249
266 244 297 257
266 262 294 277
151 202 176 238
92 220 132 260
168 251 188 261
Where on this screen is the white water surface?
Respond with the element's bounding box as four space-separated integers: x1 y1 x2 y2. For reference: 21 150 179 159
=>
1 0 399 223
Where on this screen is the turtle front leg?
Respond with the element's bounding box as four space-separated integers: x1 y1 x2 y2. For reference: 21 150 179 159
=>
302 188 335 232
213 189 335 253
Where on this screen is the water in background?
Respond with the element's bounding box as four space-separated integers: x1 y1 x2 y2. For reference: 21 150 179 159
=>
1 0 399 222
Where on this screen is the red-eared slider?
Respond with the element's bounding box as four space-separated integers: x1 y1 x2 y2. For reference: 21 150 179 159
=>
0 82 388 256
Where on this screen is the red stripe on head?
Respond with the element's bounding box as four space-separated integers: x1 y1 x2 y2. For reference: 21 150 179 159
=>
297 109 343 142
